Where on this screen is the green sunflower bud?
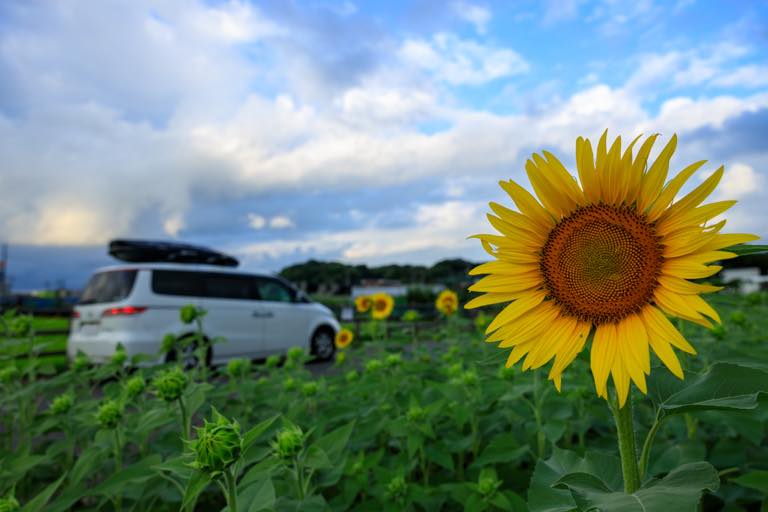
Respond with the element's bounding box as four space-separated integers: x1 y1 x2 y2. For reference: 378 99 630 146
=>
0 366 19 384
191 408 242 476
265 354 280 368
478 473 501 497
365 359 383 373
272 425 304 460
386 475 407 501
385 353 402 368
283 377 297 391
96 399 123 429
152 367 188 402
462 369 478 386
226 358 251 379
286 346 305 362
124 376 146 399
498 366 515 380
301 381 318 397
72 352 90 372
344 370 359 382
50 392 74 415
180 304 205 324
335 351 347 365
406 405 426 423
111 345 127 366
402 309 421 322
0 494 20 512
445 362 463 378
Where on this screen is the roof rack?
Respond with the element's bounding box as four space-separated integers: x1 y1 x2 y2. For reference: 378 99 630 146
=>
108 239 239 267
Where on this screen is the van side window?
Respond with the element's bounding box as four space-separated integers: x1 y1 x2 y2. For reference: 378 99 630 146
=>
203 273 258 300
255 278 293 302
151 270 204 297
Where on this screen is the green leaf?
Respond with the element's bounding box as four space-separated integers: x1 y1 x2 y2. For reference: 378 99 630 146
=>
733 470 768 494
242 414 280 452
239 478 275 512
310 421 355 461
304 445 333 470
425 443 454 471
21 473 66 512
181 470 211 511
471 434 529 468
725 244 768 256
555 461 720 512
89 455 162 497
649 363 768 415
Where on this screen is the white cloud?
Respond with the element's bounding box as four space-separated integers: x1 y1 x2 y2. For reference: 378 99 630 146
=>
716 163 762 201
713 65 768 88
248 213 266 230
452 2 492 34
163 214 185 237
269 215 295 229
399 33 529 85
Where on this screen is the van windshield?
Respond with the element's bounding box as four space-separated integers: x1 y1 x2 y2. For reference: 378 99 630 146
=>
79 270 138 304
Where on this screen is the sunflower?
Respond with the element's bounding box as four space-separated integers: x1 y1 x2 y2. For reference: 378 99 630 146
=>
371 293 395 320
335 328 354 349
467 131 758 407
355 295 372 313
436 289 459 316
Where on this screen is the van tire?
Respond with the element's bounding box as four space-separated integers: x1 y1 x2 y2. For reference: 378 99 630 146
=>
310 327 336 361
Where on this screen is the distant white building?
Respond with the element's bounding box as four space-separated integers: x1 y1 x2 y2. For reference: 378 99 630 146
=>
350 280 444 298
721 267 768 294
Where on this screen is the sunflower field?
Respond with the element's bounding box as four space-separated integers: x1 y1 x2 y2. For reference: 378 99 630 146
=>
0 291 766 512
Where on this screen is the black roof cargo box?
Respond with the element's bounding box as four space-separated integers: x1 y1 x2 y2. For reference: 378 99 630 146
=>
108 239 239 267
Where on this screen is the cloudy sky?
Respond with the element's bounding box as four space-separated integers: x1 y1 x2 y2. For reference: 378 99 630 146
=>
1 0 767 290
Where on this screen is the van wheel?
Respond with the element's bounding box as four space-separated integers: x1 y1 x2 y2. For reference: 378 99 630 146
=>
166 337 211 370
311 328 335 361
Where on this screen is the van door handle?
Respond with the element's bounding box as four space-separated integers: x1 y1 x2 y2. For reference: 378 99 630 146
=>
252 310 274 318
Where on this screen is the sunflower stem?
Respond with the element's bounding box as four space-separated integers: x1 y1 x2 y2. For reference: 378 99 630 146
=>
610 393 641 493
638 407 663 479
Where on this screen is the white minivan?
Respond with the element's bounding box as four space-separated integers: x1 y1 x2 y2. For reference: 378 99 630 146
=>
67 263 340 366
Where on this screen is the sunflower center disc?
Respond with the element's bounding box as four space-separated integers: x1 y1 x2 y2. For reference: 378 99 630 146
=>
540 204 663 324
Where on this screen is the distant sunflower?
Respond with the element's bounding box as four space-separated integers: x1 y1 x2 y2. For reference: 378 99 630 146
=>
371 293 395 320
436 289 459 316
467 132 758 407
335 328 354 349
355 295 372 313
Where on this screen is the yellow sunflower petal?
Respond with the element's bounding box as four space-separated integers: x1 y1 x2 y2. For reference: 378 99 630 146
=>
590 323 617 398
526 157 574 217
657 166 724 226
542 150 585 204
638 134 677 211
641 307 685 378
489 202 547 241
658 200 737 236
653 286 710 324
493 302 560 345
657 275 722 295
498 180 555 231
611 346 632 407
464 292 521 309
469 272 542 293
485 290 548 334
576 136 600 202
522 315 579 371
641 306 696 354
618 314 651 374
697 232 760 253
646 159 707 221
548 321 591 391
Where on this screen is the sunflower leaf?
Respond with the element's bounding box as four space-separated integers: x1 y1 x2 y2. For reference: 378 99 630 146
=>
647 362 768 415
725 243 768 256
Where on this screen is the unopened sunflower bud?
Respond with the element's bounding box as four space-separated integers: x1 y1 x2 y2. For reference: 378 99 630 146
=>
335 351 347 365
96 399 123 429
445 362 463 378
406 405 426 423
283 377 296 391
386 475 407 501
72 353 90 372
272 426 304 460
191 409 242 476
730 310 747 326
385 353 402 368
0 366 18 384
462 370 478 386
124 376 146 399
226 358 251 379
265 354 280 368
152 367 188 402
302 381 318 397
50 392 74 415
111 345 127 366
498 366 515 380
478 474 501 497
365 359 383 373
345 370 359 382
180 304 205 324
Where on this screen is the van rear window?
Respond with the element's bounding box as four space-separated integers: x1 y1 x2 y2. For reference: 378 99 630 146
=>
79 270 138 304
151 270 260 300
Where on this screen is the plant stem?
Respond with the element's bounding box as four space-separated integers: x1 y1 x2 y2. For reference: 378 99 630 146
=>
294 457 305 500
178 397 189 442
610 394 641 493
533 371 546 458
638 408 663 479
224 469 238 512
114 428 123 512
